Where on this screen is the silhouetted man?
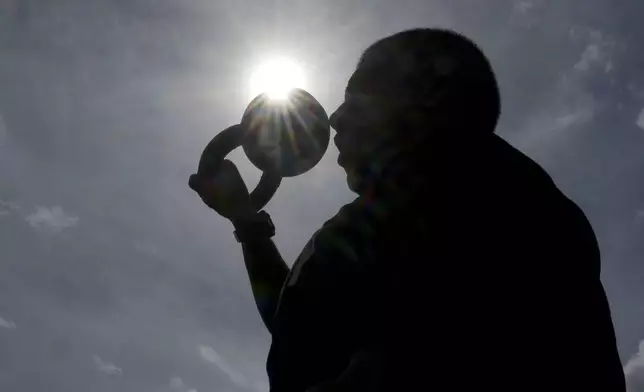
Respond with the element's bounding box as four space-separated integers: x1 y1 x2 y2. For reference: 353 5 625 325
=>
189 29 625 392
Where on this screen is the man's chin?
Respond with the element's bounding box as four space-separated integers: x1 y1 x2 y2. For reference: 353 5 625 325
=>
338 159 363 193
337 153 346 167
346 172 362 194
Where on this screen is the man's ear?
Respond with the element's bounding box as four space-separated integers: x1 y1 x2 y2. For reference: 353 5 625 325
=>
394 106 434 144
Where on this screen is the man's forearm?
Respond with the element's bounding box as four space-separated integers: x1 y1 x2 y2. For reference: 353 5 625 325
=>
239 237 290 331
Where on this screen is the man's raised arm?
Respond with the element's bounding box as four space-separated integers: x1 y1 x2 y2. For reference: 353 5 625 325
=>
189 159 290 332
235 232 289 331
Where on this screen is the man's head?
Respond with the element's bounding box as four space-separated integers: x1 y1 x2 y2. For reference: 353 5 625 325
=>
330 28 501 193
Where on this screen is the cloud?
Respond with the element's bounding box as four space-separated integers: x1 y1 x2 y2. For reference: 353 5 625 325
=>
198 345 220 363
133 241 161 257
254 381 270 391
636 210 644 225
92 355 123 376
0 316 17 330
518 92 596 148
626 341 644 392
0 199 20 216
571 28 615 73
511 0 543 25
513 0 537 14
554 106 595 130
198 345 247 387
26 206 79 232
515 27 612 149
170 376 199 392
169 377 184 389
637 108 644 131
521 28 614 143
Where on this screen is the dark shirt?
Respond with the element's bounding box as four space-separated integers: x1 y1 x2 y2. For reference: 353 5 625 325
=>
266 134 625 392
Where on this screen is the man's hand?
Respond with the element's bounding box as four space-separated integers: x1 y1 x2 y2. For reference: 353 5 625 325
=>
189 159 254 222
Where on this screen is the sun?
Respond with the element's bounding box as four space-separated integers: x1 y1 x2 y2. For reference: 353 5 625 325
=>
248 57 306 100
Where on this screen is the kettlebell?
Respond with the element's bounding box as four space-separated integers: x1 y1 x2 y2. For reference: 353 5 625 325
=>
192 88 330 211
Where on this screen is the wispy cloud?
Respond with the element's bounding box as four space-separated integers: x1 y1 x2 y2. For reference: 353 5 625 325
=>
626 340 644 392
133 241 161 257
554 104 595 130
571 28 615 73
170 377 185 389
510 0 543 28
513 0 538 14
92 355 123 376
524 27 615 141
0 199 20 216
636 210 644 225
169 376 198 392
636 108 644 131
0 316 17 330
198 345 247 387
515 27 612 149
26 206 79 232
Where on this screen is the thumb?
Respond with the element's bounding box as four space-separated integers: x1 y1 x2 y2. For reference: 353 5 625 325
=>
188 159 236 193
219 159 241 178
188 173 202 193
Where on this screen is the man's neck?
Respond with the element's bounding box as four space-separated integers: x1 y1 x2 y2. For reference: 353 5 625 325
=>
358 130 493 197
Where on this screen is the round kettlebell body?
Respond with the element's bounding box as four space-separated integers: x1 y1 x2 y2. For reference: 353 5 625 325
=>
241 88 330 177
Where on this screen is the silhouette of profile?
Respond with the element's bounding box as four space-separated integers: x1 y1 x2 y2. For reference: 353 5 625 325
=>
266 29 626 392
189 28 626 392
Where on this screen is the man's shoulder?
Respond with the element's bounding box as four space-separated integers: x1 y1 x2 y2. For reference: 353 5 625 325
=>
285 199 379 288
314 198 378 260
324 196 373 221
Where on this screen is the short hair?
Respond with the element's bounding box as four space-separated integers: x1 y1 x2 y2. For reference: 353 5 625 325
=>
351 28 501 133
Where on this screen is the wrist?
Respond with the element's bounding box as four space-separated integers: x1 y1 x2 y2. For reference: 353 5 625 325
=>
230 209 260 229
232 210 275 243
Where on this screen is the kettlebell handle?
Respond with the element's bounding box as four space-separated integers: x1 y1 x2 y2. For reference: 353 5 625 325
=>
196 124 282 212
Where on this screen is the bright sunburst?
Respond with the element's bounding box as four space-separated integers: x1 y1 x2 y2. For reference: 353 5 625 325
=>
248 57 306 100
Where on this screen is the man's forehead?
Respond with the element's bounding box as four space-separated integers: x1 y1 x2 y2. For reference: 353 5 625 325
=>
342 89 370 104
344 59 404 98
343 63 407 102
343 72 362 100
343 72 373 99
344 70 361 95
342 70 396 104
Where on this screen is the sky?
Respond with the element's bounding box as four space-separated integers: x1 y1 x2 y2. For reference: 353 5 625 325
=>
1 0 644 391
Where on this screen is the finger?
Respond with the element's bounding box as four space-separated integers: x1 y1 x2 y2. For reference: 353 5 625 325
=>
190 173 220 197
217 160 246 188
200 178 220 196
188 173 201 193
220 159 240 177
